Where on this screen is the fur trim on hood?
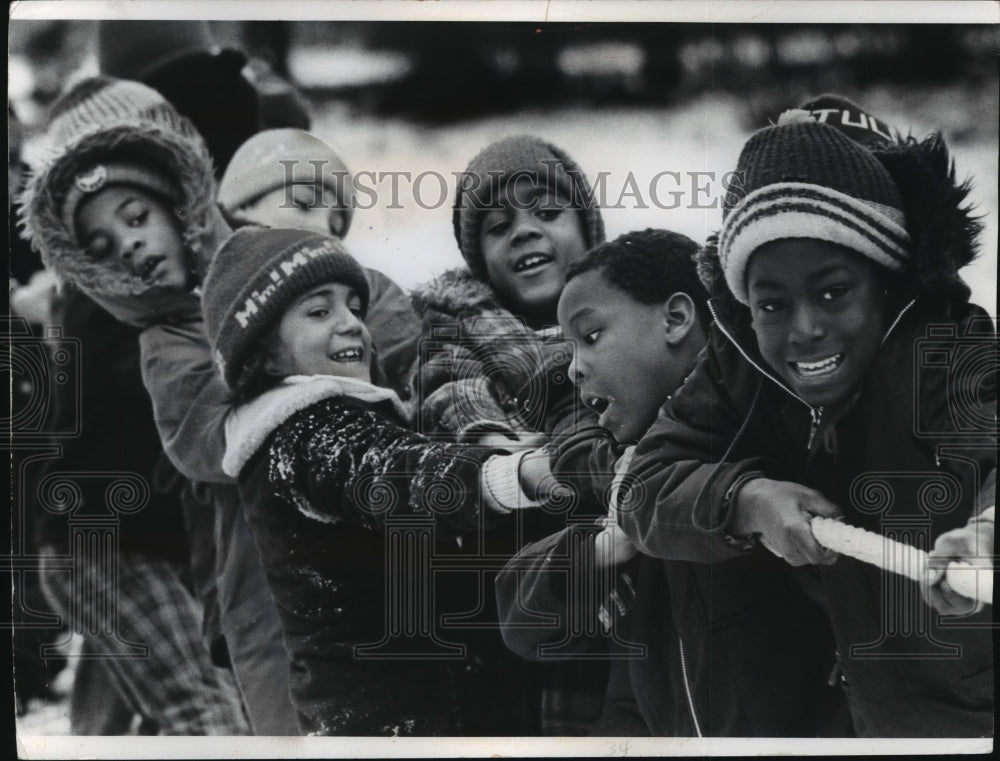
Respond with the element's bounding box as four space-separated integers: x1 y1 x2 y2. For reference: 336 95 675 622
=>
697 131 983 317
18 112 226 328
410 267 510 321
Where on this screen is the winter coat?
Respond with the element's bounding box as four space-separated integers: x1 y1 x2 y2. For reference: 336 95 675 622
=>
31 287 190 567
622 133 995 736
412 268 610 734
224 375 544 735
497 454 843 737
362 267 421 399
19 104 300 733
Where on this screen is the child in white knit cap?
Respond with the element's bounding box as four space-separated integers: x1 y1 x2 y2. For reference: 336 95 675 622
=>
218 128 420 398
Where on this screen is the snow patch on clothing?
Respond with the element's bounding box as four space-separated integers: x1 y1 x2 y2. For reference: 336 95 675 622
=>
223 374 410 477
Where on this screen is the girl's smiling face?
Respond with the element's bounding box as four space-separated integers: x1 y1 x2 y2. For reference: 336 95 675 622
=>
747 238 891 408
265 281 372 382
479 175 589 324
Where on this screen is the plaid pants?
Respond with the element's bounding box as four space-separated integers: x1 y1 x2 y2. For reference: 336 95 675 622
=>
40 547 250 735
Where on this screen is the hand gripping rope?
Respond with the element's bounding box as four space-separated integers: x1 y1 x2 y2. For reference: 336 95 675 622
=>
810 516 993 606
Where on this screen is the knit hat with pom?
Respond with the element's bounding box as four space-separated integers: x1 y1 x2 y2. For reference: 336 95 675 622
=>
202 226 370 389
453 135 605 282
719 110 911 304
218 128 355 236
796 93 899 148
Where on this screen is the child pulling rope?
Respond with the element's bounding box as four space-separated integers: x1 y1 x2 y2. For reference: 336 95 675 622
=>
810 516 993 606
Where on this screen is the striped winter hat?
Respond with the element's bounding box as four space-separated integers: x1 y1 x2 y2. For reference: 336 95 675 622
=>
719 110 911 305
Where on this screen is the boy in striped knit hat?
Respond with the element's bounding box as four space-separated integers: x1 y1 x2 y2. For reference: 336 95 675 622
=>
620 107 995 736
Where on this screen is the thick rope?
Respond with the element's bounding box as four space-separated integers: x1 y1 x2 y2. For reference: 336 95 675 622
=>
811 516 992 606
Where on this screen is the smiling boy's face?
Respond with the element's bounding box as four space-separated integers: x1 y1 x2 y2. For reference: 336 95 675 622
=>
266 280 373 383
558 269 681 444
75 185 189 289
238 183 349 239
479 175 588 324
747 238 890 408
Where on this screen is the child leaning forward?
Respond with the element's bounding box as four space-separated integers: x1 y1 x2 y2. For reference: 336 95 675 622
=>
202 226 546 736
620 107 995 737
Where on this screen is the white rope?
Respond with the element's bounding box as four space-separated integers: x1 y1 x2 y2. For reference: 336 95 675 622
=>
810 516 993 606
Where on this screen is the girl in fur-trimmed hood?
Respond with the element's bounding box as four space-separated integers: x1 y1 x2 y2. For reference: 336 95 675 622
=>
19 76 229 328
19 76 303 734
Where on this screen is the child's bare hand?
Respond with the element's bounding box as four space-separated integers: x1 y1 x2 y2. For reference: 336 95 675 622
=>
734 478 842 566
922 508 994 616
594 516 639 568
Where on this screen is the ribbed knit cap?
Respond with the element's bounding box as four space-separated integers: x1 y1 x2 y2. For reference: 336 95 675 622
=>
453 135 605 282
18 76 220 327
202 227 370 389
797 93 899 148
218 128 355 235
719 111 911 304
47 78 169 146
33 78 206 236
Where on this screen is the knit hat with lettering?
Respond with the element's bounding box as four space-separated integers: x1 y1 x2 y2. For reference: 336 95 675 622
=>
719 110 912 304
796 93 899 148
218 128 355 235
202 226 370 388
453 135 605 282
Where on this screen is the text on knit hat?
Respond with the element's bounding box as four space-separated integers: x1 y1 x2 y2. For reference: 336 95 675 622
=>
719 111 911 305
202 227 370 389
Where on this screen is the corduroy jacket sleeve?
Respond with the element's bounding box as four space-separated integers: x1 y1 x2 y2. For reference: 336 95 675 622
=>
269 396 514 536
139 317 233 485
620 345 772 563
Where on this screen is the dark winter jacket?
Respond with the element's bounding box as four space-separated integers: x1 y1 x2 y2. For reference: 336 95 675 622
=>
225 375 543 735
622 133 995 737
20 99 300 733
497 449 844 737
31 287 190 567
412 268 610 734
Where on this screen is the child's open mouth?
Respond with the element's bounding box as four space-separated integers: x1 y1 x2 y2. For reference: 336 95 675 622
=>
330 347 364 363
790 353 844 378
581 392 610 415
137 256 166 282
513 253 553 274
